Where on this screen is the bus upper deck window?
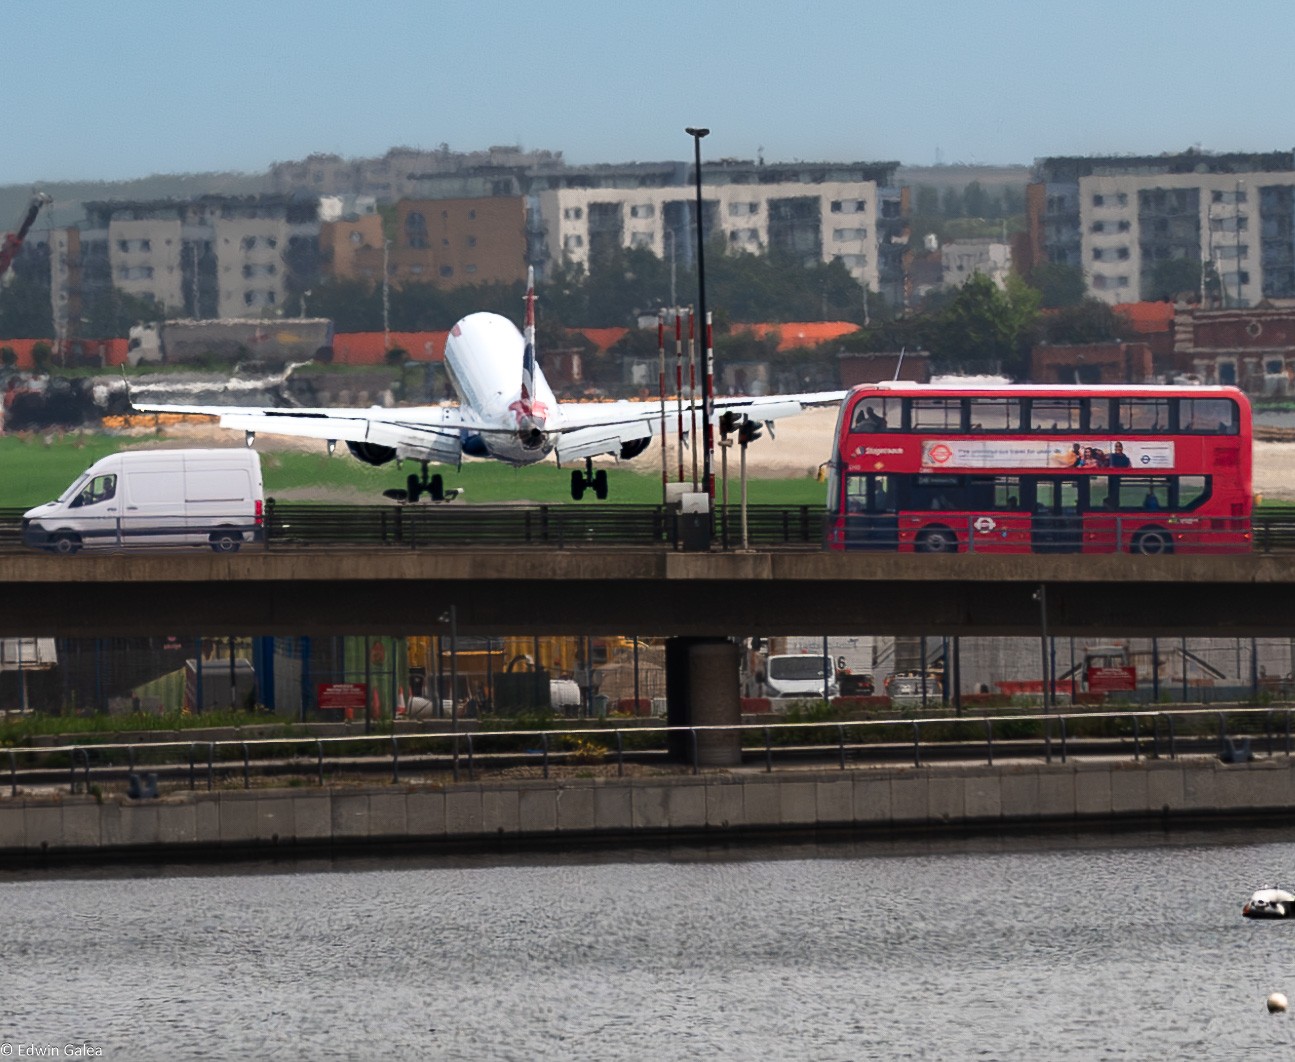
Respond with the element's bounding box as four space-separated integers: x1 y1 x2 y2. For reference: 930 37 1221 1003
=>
1180 398 1237 434
850 397 898 432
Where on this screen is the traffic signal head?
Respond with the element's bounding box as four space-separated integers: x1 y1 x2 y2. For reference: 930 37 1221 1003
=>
719 410 741 439
738 417 763 445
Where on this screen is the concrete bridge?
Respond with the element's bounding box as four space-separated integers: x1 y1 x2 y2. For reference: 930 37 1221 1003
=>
5 549 1295 639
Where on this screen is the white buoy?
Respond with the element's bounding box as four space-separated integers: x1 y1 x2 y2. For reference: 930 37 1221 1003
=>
1267 993 1287 1013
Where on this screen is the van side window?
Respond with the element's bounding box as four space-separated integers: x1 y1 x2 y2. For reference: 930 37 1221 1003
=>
74 474 116 507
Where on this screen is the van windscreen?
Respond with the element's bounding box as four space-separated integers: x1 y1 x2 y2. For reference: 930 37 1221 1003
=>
768 656 827 680
57 474 90 504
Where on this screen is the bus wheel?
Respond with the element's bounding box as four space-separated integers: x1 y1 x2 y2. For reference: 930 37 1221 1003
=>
1132 528 1173 555
916 526 956 554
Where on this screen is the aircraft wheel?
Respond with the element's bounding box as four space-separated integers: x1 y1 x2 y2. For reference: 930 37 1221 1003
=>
430 474 445 502
570 469 586 501
593 469 608 500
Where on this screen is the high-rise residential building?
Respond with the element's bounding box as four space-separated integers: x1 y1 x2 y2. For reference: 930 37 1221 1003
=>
63 195 321 326
409 158 908 304
346 197 528 289
269 145 564 201
1027 151 1295 306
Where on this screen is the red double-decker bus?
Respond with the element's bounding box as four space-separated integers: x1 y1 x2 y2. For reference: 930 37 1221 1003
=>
825 383 1252 554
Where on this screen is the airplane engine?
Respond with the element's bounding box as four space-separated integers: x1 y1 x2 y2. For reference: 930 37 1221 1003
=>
346 441 398 466
619 438 651 460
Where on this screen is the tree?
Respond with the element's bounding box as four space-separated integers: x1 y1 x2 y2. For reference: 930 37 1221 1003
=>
81 288 160 339
0 269 54 338
1145 258 1201 303
305 278 382 332
929 273 1040 377
1043 299 1125 344
962 180 990 219
1027 263 1087 309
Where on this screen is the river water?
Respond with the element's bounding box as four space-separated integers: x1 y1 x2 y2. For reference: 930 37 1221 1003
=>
4 829 1295 1061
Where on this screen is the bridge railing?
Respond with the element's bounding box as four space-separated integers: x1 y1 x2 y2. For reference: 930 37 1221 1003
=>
7 502 1295 553
10 706 1291 797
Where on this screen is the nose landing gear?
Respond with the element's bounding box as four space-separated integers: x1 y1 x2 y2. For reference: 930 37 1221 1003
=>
570 458 608 501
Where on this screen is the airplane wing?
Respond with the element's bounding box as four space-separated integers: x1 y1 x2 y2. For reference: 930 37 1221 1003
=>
552 391 845 463
130 401 475 466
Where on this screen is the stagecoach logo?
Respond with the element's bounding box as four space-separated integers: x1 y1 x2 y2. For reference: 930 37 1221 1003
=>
852 445 904 458
927 443 953 464
973 516 996 534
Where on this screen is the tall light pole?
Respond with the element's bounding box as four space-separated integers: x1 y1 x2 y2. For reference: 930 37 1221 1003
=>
685 126 712 511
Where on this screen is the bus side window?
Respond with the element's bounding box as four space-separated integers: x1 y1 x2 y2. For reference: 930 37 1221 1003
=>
1088 476 1116 511
1086 398 1112 431
993 477 1021 509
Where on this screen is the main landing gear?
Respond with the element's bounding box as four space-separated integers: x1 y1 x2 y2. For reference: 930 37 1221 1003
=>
383 462 453 503
570 458 608 501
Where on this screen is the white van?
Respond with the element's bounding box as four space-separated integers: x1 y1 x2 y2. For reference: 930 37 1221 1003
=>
761 653 837 700
23 448 265 555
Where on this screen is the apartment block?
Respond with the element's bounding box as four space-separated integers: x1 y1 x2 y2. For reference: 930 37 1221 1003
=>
1028 152 1295 306
69 196 321 323
346 197 527 289
271 146 564 201
520 159 905 301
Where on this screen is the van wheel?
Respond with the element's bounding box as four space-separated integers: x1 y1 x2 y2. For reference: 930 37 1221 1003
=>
210 531 242 554
916 526 956 554
1132 528 1172 555
51 533 81 556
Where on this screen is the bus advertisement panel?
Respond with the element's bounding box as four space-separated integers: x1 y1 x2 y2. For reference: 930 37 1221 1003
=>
826 384 1251 555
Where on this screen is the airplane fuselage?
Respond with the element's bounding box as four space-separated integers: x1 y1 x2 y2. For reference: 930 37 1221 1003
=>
443 311 562 466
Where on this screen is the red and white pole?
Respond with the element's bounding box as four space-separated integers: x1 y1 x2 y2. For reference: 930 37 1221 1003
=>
703 310 715 501
688 308 699 491
657 309 667 502
674 310 684 484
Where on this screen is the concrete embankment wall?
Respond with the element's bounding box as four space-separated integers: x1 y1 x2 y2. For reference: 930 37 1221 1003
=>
3 758 1295 861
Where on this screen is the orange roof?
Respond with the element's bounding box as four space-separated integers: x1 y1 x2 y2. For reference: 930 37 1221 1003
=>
1112 302 1175 333
736 321 858 352
573 327 628 353
331 331 447 364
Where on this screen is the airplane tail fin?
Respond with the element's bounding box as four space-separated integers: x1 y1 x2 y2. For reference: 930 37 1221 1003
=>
521 266 537 416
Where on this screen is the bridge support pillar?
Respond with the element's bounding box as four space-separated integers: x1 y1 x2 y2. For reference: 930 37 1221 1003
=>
665 637 741 766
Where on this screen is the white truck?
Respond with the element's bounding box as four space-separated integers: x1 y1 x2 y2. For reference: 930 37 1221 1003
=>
22 448 265 554
127 318 334 366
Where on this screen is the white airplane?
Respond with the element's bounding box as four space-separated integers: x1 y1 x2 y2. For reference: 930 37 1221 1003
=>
130 270 845 502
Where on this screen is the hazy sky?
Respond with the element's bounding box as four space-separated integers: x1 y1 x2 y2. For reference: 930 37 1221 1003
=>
7 0 1294 185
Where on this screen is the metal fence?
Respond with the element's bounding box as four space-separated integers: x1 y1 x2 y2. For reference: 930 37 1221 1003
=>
8 503 1295 553
12 706 1293 797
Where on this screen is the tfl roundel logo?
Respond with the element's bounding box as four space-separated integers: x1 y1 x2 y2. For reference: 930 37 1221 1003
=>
928 443 953 464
